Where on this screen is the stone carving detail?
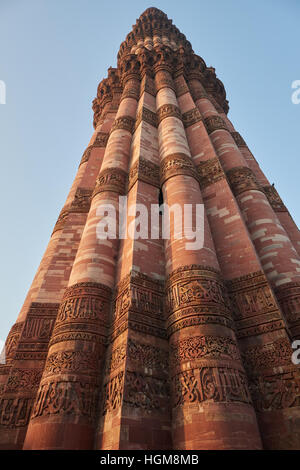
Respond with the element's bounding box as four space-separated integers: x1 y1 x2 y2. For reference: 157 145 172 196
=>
196 158 225 188
79 146 93 166
128 157 160 190
241 338 292 376
93 167 128 197
172 366 251 407
160 153 197 185
6 368 43 392
15 303 58 360
249 370 300 411
189 88 209 103
0 397 33 427
44 350 100 377
32 379 98 420
69 188 92 213
204 115 227 134
110 116 135 134
275 282 300 333
93 131 109 148
157 104 182 124
227 166 261 196
128 339 169 372
155 71 175 93
175 81 189 97
263 185 287 212
52 209 69 234
135 106 158 129
170 335 240 366
105 344 127 375
227 271 283 338
231 131 247 147
55 282 111 328
5 322 23 363
182 108 202 128
141 75 156 97
102 371 124 413
124 371 170 410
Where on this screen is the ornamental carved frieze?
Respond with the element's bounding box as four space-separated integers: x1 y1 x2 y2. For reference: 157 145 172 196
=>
93 131 109 148
31 379 98 421
120 86 140 102
110 115 135 135
226 271 283 338
6 368 43 393
93 167 128 197
157 104 182 124
263 185 287 212
113 271 164 322
155 72 176 93
79 145 92 166
0 396 33 427
249 369 300 411
128 157 160 190
196 157 225 189
52 209 69 234
105 343 127 375
127 339 169 373
69 188 92 213
181 107 202 128
140 74 156 97
165 265 231 321
203 115 228 135
189 87 210 103
49 331 105 348
102 371 124 414
241 338 293 377
44 350 101 378
274 282 300 330
231 131 247 148
5 322 23 363
226 166 262 196
54 282 111 333
175 80 190 98
170 335 240 367
134 106 158 129
14 302 59 361
160 153 197 186
172 366 251 408
124 371 170 411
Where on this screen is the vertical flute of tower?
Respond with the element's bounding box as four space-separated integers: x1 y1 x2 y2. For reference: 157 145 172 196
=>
175 69 300 449
0 92 117 450
96 68 171 450
154 56 262 449
23 73 138 450
219 111 300 259
188 78 300 340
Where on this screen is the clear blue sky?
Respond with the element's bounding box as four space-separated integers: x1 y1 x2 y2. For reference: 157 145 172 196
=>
0 0 299 342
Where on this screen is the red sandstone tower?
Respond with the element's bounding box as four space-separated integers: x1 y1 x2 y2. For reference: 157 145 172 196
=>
0 8 300 450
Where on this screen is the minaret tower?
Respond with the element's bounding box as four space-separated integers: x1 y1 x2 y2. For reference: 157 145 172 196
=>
0 8 299 450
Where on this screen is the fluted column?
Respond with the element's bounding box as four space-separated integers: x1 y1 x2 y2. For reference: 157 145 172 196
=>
187 75 300 448
155 61 262 450
189 78 300 341
22 69 139 450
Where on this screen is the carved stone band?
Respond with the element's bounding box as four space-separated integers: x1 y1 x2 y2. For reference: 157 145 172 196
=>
263 185 287 212
204 115 228 135
231 131 247 148
93 168 128 197
196 158 225 189
274 282 300 336
157 104 182 124
110 115 135 135
134 106 158 130
79 132 109 167
160 153 197 186
52 188 92 234
182 107 202 128
226 166 262 196
128 157 160 190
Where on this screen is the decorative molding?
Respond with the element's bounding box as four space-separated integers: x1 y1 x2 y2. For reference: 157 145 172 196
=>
160 153 197 186
182 107 202 128
231 131 247 148
241 338 292 376
196 158 225 189
157 104 182 124
204 115 227 134
128 157 160 190
274 282 300 334
134 106 158 129
110 116 135 135
226 166 262 196
93 131 109 148
263 185 287 212
93 167 128 197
